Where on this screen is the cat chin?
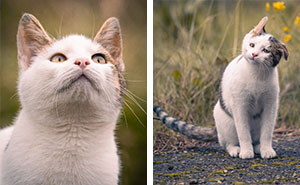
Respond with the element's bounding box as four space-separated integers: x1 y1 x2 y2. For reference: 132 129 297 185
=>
244 56 265 65
244 56 258 64
58 75 99 94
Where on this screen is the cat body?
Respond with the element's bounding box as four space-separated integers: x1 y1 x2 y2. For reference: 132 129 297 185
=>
0 13 125 185
214 54 279 159
214 17 288 159
154 17 288 159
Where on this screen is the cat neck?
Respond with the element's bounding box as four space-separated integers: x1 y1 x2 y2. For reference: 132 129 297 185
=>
19 100 120 133
13 107 118 153
241 56 276 81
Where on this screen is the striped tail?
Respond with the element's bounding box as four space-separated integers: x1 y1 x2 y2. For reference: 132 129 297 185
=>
154 106 217 141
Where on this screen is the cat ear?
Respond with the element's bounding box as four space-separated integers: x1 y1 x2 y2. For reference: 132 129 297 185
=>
17 13 52 72
250 16 268 36
262 26 267 33
94 17 123 71
269 37 289 66
280 42 289 60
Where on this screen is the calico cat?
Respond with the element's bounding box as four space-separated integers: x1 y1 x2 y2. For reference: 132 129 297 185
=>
0 13 125 185
154 17 288 159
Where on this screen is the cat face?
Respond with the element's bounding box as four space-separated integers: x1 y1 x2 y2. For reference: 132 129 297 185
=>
17 14 125 114
242 17 288 67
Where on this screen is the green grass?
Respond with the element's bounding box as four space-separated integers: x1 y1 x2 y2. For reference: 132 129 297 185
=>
154 0 300 150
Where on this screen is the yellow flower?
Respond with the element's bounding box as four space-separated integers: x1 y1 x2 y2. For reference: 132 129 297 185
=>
266 2 270 11
284 34 291 43
294 16 300 25
273 1 286 11
283 26 290 31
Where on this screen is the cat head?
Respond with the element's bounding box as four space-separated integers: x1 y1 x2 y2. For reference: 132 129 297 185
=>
17 13 126 116
242 16 289 67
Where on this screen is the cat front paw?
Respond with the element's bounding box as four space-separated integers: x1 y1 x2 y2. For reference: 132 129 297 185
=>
260 147 276 159
227 146 240 157
239 149 254 159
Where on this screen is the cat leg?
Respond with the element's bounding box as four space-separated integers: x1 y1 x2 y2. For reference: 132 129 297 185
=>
232 104 254 159
214 102 240 157
254 144 260 154
226 145 240 157
259 98 277 159
251 118 262 154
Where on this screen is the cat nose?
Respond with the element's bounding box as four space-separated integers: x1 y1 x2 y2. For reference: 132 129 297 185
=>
252 53 258 58
74 59 90 69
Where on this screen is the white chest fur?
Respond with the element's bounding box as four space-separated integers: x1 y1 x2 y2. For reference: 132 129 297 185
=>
1 110 119 185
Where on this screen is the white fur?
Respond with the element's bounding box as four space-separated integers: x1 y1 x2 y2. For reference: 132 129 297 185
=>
0 126 14 181
0 35 121 185
214 32 280 159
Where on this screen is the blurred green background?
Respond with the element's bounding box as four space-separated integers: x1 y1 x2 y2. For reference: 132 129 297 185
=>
154 0 300 151
0 0 146 184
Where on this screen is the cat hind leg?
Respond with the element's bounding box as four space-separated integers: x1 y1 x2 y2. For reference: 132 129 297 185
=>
214 101 240 157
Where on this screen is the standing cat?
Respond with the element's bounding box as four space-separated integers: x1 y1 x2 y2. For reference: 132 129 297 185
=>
154 17 288 159
0 13 125 185
214 16 288 159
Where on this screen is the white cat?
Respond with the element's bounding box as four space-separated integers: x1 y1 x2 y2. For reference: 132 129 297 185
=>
0 13 125 185
214 17 288 159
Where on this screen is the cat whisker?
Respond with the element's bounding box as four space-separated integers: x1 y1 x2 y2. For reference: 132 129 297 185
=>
107 77 146 103
124 80 145 83
106 78 146 113
9 93 18 100
121 109 128 128
99 75 146 126
116 78 145 83
58 15 64 39
124 88 146 103
123 100 145 127
124 93 146 115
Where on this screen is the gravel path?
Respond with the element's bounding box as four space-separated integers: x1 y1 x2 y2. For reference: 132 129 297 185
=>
154 136 300 184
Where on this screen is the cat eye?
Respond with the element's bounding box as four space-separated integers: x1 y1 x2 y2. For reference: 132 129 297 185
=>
249 43 255 47
92 53 106 64
50 53 67 63
262 48 270 53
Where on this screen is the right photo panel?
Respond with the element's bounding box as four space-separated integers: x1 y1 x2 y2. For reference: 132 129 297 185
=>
153 1 300 184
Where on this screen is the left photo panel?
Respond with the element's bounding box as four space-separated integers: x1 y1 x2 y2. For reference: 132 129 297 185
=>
0 0 147 184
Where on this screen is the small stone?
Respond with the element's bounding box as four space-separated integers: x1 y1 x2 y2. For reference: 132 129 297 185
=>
189 179 198 184
168 166 174 170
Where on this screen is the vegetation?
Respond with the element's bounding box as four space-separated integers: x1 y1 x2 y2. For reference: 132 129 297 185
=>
154 0 300 150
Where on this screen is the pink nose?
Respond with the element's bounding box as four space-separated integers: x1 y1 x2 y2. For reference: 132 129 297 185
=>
74 59 90 69
252 53 258 58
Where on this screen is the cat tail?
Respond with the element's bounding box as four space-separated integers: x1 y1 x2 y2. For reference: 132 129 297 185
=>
154 106 217 141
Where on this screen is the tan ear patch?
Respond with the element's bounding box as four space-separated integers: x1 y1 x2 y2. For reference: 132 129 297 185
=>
17 13 53 71
93 17 123 67
250 16 268 36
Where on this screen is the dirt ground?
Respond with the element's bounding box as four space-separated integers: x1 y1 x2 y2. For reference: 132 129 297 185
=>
153 132 300 184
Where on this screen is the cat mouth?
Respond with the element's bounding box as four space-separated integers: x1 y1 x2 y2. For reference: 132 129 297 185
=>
249 57 259 63
58 73 99 93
